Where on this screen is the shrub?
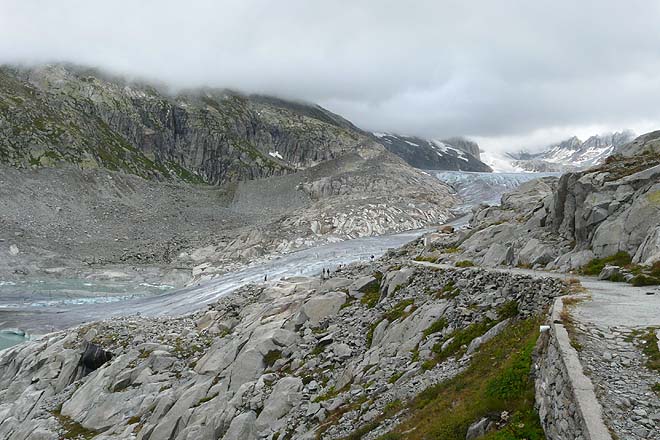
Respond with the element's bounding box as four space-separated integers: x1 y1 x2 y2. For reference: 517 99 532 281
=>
264 350 282 367
423 318 448 338
631 274 660 286
384 299 416 322
581 251 631 275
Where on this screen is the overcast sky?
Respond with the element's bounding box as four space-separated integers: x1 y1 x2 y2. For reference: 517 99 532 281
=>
2 0 660 153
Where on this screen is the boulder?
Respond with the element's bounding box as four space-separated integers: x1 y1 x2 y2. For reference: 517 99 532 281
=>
518 239 555 266
81 343 113 375
297 292 347 326
255 377 303 432
466 319 509 355
8 245 19 256
481 243 514 267
348 276 379 299
380 268 414 297
222 411 258 440
598 265 623 281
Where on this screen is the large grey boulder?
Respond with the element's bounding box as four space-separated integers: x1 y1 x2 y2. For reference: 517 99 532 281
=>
481 243 514 267
222 411 258 440
380 268 415 297
296 292 347 327
518 239 555 266
255 377 303 432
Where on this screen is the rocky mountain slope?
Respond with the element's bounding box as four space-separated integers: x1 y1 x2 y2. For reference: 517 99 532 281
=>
0 64 371 185
373 133 492 172
0 245 566 440
417 130 660 275
506 131 635 172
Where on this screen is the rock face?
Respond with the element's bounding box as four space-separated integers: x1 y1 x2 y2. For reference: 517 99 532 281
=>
0 260 565 440
373 133 492 172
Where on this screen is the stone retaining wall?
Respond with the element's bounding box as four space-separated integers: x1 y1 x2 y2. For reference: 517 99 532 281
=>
534 296 612 440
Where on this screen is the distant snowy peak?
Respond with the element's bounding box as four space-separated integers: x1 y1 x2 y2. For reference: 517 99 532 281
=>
374 133 492 172
507 130 635 172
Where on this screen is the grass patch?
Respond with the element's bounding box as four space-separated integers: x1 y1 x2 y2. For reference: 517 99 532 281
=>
560 297 586 351
630 274 660 286
384 299 416 322
580 251 632 276
636 328 660 371
389 371 405 384
366 319 383 348
425 319 496 369
435 281 460 299
456 260 475 268
423 317 448 338
264 349 283 367
378 318 544 440
360 281 382 308
414 255 438 263
51 408 99 439
444 247 461 253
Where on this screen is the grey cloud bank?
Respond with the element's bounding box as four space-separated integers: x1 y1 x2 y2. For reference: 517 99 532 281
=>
2 0 660 152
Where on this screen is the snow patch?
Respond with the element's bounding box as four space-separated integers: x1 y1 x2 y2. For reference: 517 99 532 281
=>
268 151 284 160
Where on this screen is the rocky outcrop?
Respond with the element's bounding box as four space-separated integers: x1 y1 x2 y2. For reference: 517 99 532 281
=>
0 260 565 439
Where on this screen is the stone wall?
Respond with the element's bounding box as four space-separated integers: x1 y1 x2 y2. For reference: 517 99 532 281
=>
534 296 612 440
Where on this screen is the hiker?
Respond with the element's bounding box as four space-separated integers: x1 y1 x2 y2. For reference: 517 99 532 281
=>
264 274 267 282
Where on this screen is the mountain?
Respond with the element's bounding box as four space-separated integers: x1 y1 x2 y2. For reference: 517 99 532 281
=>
0 63 458 280
506 131 635 172
0 64 374 185
373 133 492 172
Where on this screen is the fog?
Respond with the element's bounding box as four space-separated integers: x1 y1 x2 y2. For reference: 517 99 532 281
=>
2 0 660 152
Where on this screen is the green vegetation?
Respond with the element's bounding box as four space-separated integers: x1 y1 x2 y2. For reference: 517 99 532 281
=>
443 247 461 253
435 281 460 299
637 328 660 371
377 318 544 440
580 251 632 276
424 319 495 370
497 301 519 320
51 408 99 440
264 349 283 367
359 273 383 308
631 274 660 286
422 318 448 338
414 255 437 263
388 371 404 384
456 260 475 268
384 299 416 322
366 319 383 348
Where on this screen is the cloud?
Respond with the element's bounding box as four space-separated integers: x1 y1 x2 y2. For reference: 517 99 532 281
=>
2 0 660 152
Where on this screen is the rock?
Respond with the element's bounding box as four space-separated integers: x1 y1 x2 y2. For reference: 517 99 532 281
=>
466 417 491 440
81 342 113 374
255 377 303 432
348 276 379 299
598 265 623 280
223 411 258 440
481 243 514 267
380 268 414 297
518 238 555 266
8 245 19 256
466 319 510 355
297 292 347 327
